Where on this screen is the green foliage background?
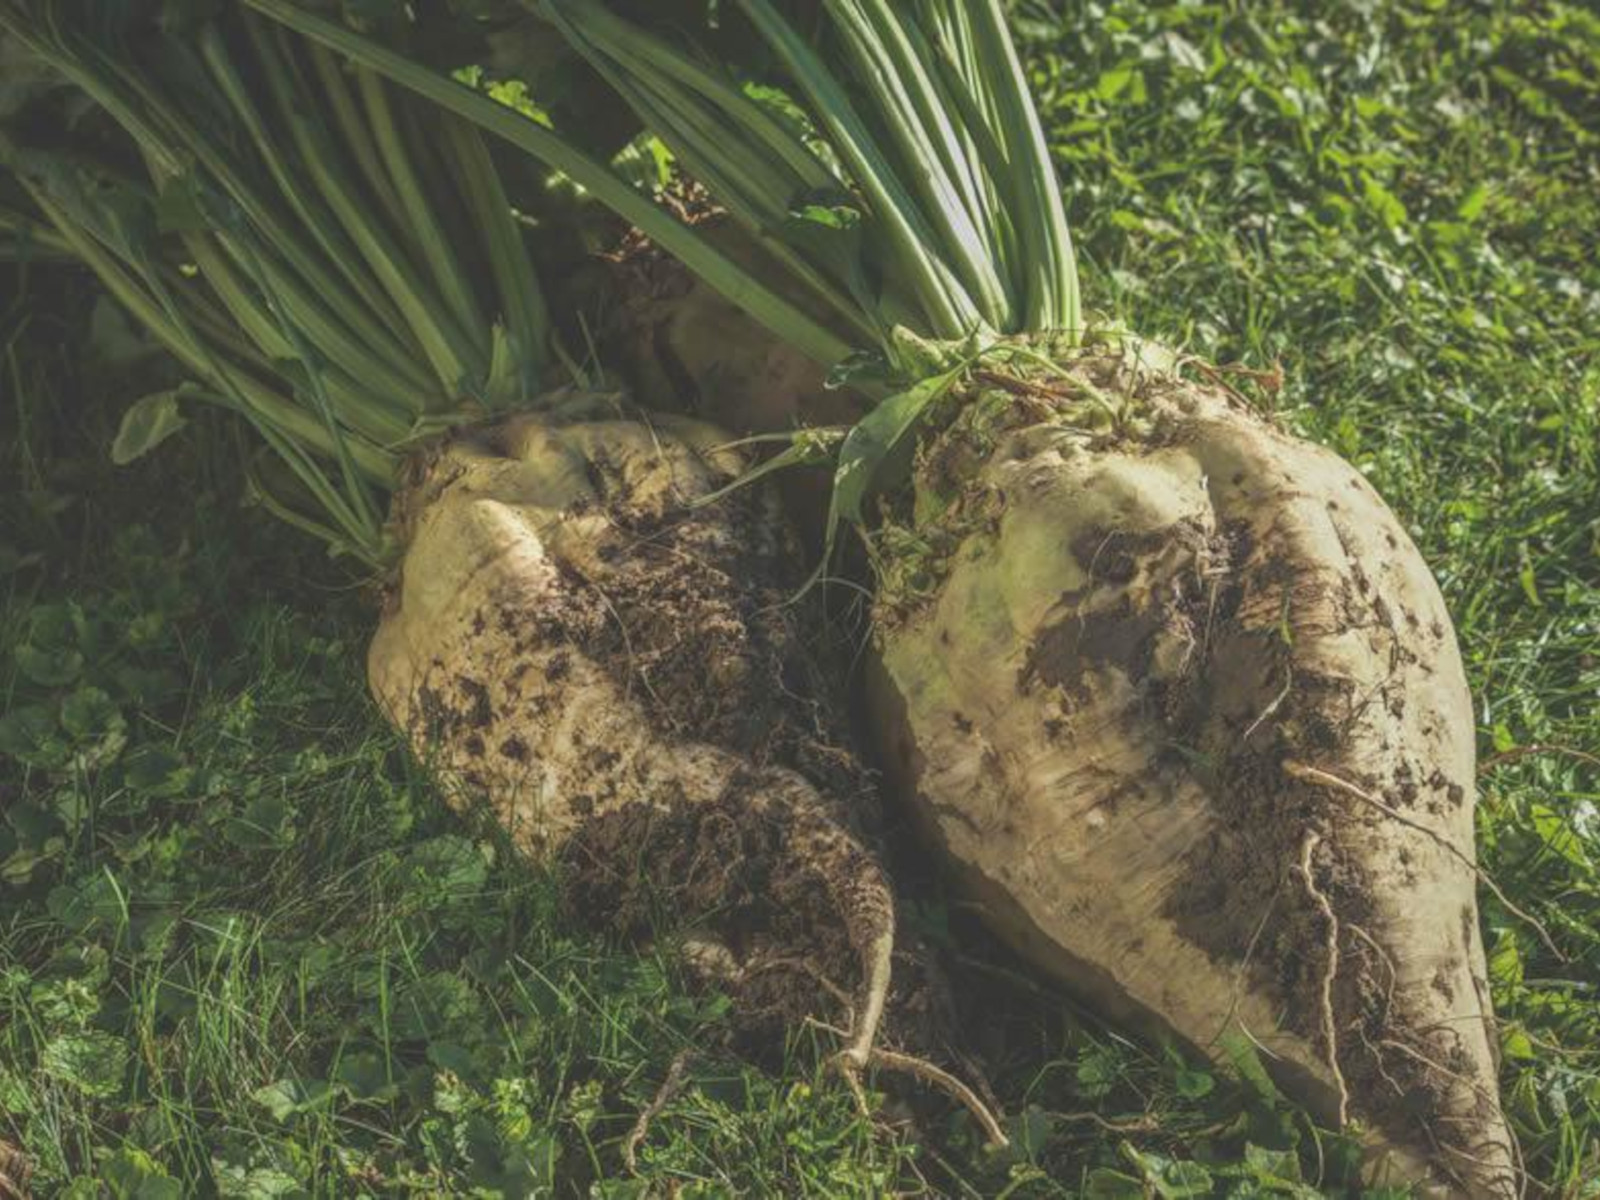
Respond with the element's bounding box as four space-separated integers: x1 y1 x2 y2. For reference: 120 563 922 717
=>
3 1 1598 1194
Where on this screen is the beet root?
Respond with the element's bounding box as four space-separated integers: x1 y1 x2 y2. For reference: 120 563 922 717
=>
367 392 895 1069
866 357 1515 1196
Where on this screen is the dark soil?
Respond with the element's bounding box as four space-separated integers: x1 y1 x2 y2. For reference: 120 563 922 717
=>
558 776 888 1058
566 482 872 814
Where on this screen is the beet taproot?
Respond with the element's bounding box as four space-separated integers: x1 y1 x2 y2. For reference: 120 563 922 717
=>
367 394 897 1071
864 350 1515 1197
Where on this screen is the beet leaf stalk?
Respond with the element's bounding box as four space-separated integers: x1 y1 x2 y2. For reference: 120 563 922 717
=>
541 0 1080 361
0 0 562 559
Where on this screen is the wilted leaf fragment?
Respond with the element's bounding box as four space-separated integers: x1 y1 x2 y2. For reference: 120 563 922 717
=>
112 392 188 466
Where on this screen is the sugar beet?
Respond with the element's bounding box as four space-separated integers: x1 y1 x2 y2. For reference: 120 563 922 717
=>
368 393 896 1070
865 352 1515 1196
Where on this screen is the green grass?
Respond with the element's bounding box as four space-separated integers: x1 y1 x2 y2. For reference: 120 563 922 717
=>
3 1 1598 1195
